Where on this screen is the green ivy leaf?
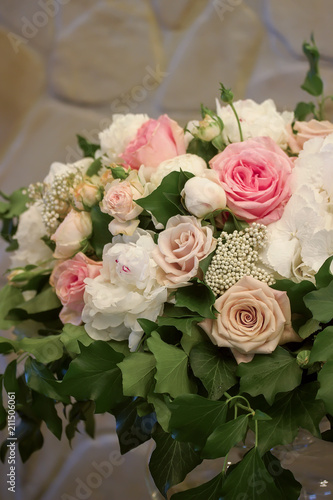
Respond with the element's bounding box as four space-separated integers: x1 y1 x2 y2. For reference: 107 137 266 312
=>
15 286 61 314
0 188 30 219
189 343 237 400
298 318 321 339
147 393 172 433
89 205 112 259
147 332 196 398
304 280 333 323
170 473 224 500
169 394 227 449
0 284 24 329
149 425 202 498
309 326 333 363
294 101 316 121
180 324 208 356
61 341 124 412
65 401 95 444
201 414 250 459
76 135 99 157
186 137 218 165
15 418 44 463
301 37 323 97
118 352 156 398
86 158 102 176
0 335 63 363
25 358 70 404
317 361 333 414
271 279 315 331
237 347 302 405
262 451 302 499
31 392 62 440
314 255 333 288
60 324 94 354
174 279 216 320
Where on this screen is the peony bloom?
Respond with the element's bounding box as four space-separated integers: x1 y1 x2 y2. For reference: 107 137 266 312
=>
200 276 301 363
50 252 102 325
51 210 92 259
210 136 293 225
120 115 186 172
152 215 216 287
287 119 333 154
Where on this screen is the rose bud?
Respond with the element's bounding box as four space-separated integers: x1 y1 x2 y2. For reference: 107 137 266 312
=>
181 176 227 218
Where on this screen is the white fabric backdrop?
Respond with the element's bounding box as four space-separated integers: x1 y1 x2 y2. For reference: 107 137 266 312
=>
1 1 333 498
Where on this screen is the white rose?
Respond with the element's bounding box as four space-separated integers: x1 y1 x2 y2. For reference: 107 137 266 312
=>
51 210 92 259
181 175 226 218
82 230 167 350
149 154 207 189
216 98 293 149
10 203 53 268
99 114 149 161
186 115 221 142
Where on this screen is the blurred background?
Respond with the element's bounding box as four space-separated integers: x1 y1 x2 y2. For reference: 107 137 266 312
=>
1 1 333 498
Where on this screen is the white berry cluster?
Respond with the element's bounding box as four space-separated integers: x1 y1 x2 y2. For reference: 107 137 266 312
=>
28 170 82 233
205 223 275 296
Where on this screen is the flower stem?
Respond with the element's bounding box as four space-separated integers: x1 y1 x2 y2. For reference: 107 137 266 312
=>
254 419 259 448
230 103 244 141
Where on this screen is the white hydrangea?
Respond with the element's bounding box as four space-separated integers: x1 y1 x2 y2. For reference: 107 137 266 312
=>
216 98 293 149
99 114 149 161
82 229 167 350
10 203 53 268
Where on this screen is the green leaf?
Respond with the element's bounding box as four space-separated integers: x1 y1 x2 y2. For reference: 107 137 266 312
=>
147 393 172 433
237 347 302 405
256 382 326 453
110 166 129 179
118 352 156 398
16 286 61 314
262 451 302 499
174 279 216 320
86 157 102 176
89 205 112 259
271 279 315 330
189 343 237 400
315 255 333 288
294 101 316 121
60 324 94 354
309 326 333 363
1 188 30 219
170 473 224 500
136 171 193 226
61 341 124 412
201 414 250 459
0 284 24 329
65 401 95 444
301 37 323 97
25 358 70 404
317 361 333 415
16 418 44 463
0 335 63 363
169 394 227 449
158 314 203 337
31 392 62 440
149 425 202 498
221 447 282 500
147 332 196 398
253 410 272 421
304 280 333 322
298 318 321 339
137 318 158 336
186 137 218 165
180 324 208 355
76 135 99 157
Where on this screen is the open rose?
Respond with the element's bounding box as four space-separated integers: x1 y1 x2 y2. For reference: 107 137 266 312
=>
50 252 102 325
287 119 333 154
210 137 293 225
51 210 92 259
120 115 186 172
200 276 300 363
152 215 216 287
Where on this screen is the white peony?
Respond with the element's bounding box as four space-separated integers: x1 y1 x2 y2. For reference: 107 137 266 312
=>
216 98 293 149
82 229 167 350
149 154 207 189
10 203 53 268
99 114 149 161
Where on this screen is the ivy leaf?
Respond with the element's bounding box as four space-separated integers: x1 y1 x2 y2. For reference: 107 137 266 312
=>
221 447 283 500
86 157 102 176
189 343 237 400
60 324 94 354
314 255 333 288
0 188 30 219
262 451 302 499
15 418 44 463
169 394 227 449
25 358 70 404
304 280 333 323
0 335 63 363
147 393 172 433
301 37 323 97
298 318 321 339
76 135 99 157
170 473 224 500
271 279 315 331
89 205 112 259
186 137 218 165
15 286 61 314
256 383 326 453
147 332 196 398
149 425 202 498
309 326 333 363
237 347 302 405
174 279 216 320
117 352 156 398
201 414 250 459
180 325 208 356
0 284 24 329
31 392 62 440
317 361 333 414
294 101 316 121
65 401 95 444
61 341 124 412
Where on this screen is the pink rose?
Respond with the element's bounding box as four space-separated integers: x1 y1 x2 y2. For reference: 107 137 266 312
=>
51 210 92 259
209 137 293 225
200 276 300 363
152 215 216 287
50 252 102 325
287 120 333 154
120 115 186 170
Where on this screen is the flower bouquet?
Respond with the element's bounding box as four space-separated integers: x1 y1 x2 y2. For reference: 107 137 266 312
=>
1 37 333 499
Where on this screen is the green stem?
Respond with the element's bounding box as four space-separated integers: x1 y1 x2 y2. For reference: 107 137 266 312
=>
254 419 259 448
222 450 231 476
134 334 147 353
230 103 244 141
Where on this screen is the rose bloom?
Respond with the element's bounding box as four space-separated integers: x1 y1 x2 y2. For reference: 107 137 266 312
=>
149 154 207 189
50 252 102 325
181 174 227 218
287 119 333 154
210 136 293 225
51 210 92 259
200 276 301 363
152 215 216 287
73 180 102 210
120 115 186 172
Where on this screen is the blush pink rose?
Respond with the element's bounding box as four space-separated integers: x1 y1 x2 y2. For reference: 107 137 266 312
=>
50 252 102 325
287 119 333 154
120 115 186 170
200 276 301 363
209 137 293 225
152 215 216 287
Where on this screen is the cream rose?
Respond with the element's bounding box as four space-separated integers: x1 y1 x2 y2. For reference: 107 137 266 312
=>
152 215 216 287
200 276 300 363
149 154 207 189
51 210 92 259
181 175 227 218
287 119 333 154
